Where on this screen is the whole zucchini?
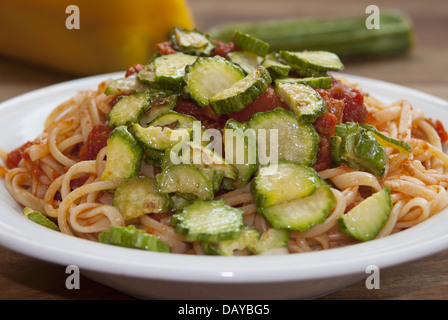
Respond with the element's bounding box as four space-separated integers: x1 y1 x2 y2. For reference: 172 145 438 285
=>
209 11 413 60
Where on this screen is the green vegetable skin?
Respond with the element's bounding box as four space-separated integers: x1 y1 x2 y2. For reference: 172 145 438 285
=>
209 11 413 60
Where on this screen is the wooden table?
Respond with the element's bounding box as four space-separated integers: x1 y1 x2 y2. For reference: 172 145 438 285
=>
0 0 447 300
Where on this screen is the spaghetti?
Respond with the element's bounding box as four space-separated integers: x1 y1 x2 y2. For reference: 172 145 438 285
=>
1 76 448 255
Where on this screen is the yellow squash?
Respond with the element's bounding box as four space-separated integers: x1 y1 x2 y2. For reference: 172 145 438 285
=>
0 0 194 75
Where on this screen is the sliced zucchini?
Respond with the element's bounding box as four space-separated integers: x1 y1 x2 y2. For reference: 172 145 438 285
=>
113 177 171 221
153 52 197 91
251 161 319 208
163 142 238 180
259 185 335 232
184 56 246 107
101 126 143 181
331 124 387 177
247 108 320 166
209 65 272 116
148 111 196 130
261 52 291 79
231 30 270 57
104 77 151 96
280 50 343 77
98 225 171 253
129 123 190 152
139 93 178 127
171 198 244 242
107 90 151 128
338 187 392 241
275 76 332 89
227 51 263 74
201 225 261 256
274 82 327 122
156 164 215 200
136 65 156 85
360 123 411 153
222 119 257 190
170 27 216 56
247 228 290 254
22 207 60 231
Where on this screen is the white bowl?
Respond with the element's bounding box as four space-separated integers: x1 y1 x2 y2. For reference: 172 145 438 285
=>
0 73 447 300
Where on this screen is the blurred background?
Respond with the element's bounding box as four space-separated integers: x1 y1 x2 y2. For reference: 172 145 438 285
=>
0 0 447 300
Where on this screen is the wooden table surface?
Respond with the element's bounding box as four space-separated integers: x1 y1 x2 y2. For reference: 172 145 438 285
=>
0 0 447 300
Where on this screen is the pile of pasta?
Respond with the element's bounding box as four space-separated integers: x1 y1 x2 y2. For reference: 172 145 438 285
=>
2 78 448 255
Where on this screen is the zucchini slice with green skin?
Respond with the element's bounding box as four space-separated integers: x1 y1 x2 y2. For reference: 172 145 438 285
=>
360 123 412 153
107 90 152 128
209 65 272 116
247 228 290 254
251 161 319 208
338 187 392 241
153 52 198 91
222 119 257 190
156 164 215 201
148 111 196 130
201 225 261 256
101 126 143 181
113 177 171 221
163 142 238 180
98 225 171 253
170 27 216 56
104 77 151 96
184 56 246 107
275 76 332 89
171 198 244 242
259 185 335 232
261 52 291 79
227 51 263 74
129 123 191 152
247 108 320 166
279 50 343 77
274 82 327 122
22 207 60 231
139 93 178 127
231 30 270 57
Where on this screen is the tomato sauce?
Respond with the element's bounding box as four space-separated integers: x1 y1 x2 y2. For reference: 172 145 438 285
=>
79 123 112 161
6 141 33 168
426 118 448 143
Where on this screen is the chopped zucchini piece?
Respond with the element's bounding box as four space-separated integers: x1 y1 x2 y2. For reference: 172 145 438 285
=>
280 50 343 77
139 93 178 127
222 119 257 190
247 108 320 166
170 27 216 56
104 77 151 96
275 76 332 89
231 30 270 57
360 123 411 153
156 164 215 200
22 207 60 231
202 225 261 256
261 52 291 79
98 225 171 253
227 51 263 74
101 126 143 181
184 56 246 107
331 123 387 177
338 187 392 241
153 52 197 91
251 161 319 208
274 82 327 122
136 65 156 85
113 177 171 221
171 198 244 242
209 65 272 116
129 123 190 152
107 90 151 128
248 228 290 254
148 111 196 130
259 185 335 232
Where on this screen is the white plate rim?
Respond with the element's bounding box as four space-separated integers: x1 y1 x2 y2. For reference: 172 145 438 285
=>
0 72 447 284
